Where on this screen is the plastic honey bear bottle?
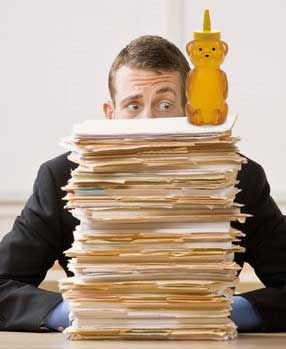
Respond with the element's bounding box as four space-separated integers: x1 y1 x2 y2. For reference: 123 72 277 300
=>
186 9 228 125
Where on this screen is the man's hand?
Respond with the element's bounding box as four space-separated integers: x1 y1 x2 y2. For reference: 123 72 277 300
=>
231 295 262 331
43 300 71 331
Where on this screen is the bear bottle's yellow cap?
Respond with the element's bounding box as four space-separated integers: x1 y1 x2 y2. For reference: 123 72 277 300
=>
194 9 221 40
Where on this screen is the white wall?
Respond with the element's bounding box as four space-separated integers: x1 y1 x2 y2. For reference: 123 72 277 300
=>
1 0 286 204
0 0 176 200
182 0 286 203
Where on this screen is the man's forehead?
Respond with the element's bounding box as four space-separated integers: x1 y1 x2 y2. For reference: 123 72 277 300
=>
115 65 181 86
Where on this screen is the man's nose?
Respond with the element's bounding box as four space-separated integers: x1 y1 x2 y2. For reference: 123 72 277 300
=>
138 105 153 118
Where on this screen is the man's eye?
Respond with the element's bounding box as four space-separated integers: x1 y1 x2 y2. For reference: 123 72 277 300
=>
126 103 140 112
159 102 172 111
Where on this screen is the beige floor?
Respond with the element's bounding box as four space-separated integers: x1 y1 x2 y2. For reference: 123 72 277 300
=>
0 332 286 349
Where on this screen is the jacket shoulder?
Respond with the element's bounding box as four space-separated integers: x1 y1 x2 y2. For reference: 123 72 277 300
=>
41 152 77 187
239 155 267 188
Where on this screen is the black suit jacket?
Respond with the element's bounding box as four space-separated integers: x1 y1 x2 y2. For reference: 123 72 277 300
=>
0 152 286 331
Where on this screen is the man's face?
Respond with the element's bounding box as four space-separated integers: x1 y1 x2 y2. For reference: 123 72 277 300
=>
103 66 185 119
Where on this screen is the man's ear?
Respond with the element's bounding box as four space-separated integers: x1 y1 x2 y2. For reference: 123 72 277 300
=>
103 101 114 119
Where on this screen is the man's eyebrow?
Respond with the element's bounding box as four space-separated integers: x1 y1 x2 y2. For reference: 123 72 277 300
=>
121 94 143 106
155 87 177 97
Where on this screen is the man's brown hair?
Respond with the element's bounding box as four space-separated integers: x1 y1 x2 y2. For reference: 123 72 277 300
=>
108 35 190 107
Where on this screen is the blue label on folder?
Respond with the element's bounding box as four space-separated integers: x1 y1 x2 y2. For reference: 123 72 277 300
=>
76 188 104 196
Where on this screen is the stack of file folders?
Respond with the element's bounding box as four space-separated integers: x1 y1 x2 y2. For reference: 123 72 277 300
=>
60 115 248 340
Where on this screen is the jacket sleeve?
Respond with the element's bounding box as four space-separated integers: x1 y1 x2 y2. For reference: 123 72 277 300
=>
0 162 64 331
235 160 286 331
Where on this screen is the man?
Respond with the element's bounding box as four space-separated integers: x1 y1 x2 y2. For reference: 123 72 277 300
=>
0 35 285 332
